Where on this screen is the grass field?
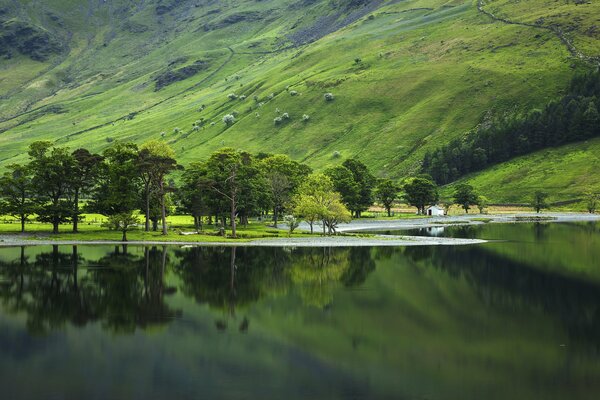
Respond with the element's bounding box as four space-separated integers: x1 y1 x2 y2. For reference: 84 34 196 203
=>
443 137 600 204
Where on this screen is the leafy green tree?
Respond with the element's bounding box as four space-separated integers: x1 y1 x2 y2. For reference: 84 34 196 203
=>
177 162 211 231
89 142 141 241
260 154 311 227
532 191 549 213
0 164 35 232
375 179 399 217
585 191 599 214
453 184 478 213
325 165 360 216
294 173 351 235
137 140 178 235
70 148 103 232
205 148 262 238
28 141 76 233
476 195 489 214
342 159 375 218
403 177 438 214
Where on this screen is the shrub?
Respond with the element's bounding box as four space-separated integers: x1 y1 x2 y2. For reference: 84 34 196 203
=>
173 127 181 134
160 132 166 137
239 95 247 100
302 114 310 122
228 93 238 100
282 112 290 119
324 93 335 101
210 122 216 126
354 57 362 64
192 126 200 132
223 114 236 125
231 110 239 117
289 90 298 96
267 93 275 100
106 137 114 143
332 150 341 158
275 108 281 114
255 112 260 118
274 116 283 125
253 95 259 102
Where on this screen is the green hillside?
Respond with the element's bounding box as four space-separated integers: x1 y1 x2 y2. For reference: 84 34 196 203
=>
0 0 599 187
444 137 600 204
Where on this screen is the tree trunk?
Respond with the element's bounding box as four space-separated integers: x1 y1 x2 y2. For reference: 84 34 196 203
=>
387 208 391 217
273 207 278 228
193 216 199 230
20 215 25 233
230 195 237 239
160 181 168 235
309 221 313 234
53 220 59 234
144 184 150 232
122 229 127 242
73 189 79 233
152 219 158 231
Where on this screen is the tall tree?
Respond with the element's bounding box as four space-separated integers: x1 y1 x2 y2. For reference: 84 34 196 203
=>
89 142 141 241
0 164 35 232
403 177 438 214
28 141 76 233
260 154 311 227
453 184 478 214
375 179 399 217
342 159 375 218
70 148 103 232
177 162 211 231
138 140 178 235
532 191 549 214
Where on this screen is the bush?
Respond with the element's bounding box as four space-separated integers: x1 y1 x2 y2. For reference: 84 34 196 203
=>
324 93 335 101
173 127 181 134
160 132 166 138
332 150 341 158
282 112 290 119
253 95 259 102
223 114 236 125
227 93 238 100
284 215 300 235
289 90 298 96
106 137 114 143
274 116 283 125
239 95 247 100
192 126 200 132
210 122 216 126
302 114 310 122
267 93 275 100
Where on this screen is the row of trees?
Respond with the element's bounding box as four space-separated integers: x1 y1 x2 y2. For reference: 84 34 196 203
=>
423 71 600 184
4 140 594 240
0 140 179 240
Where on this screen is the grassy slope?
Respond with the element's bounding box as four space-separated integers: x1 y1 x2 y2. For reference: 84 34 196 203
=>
443 137 600 204
0 0 598 186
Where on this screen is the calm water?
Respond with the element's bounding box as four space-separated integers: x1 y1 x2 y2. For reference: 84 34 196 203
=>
1 222 600 399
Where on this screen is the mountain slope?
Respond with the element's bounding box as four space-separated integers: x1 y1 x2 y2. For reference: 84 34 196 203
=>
0 0 598 186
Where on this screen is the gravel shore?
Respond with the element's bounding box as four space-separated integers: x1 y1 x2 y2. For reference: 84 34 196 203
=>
0 212 597 248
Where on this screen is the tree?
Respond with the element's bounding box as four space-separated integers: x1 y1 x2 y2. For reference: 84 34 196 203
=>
403 177 438 214
325 165 360 216
453 184 478 213
325 159 375 218
89 142 141 241
260 154 311 227
476 195 489 214
177 162 211 231
283 215 300 236
341 159 375 218
0 164 35 232
138 140 178 235
585 191 599 214
28 141 76 233
532 191 549 213
205 148 254 238
375 179 399 217
294 173 351 235
70 148 103 232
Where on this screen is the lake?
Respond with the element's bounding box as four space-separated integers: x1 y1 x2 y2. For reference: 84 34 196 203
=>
1 222 599 399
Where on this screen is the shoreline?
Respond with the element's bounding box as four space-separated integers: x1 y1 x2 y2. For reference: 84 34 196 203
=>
0 212 598 248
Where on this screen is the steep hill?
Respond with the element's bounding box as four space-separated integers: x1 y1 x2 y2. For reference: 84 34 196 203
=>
0 0 598 189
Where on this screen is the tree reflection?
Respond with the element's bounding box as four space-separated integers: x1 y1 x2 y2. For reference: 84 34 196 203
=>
0 245 180 334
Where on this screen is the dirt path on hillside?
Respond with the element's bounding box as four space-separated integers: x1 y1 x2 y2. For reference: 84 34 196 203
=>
476 0 600 66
